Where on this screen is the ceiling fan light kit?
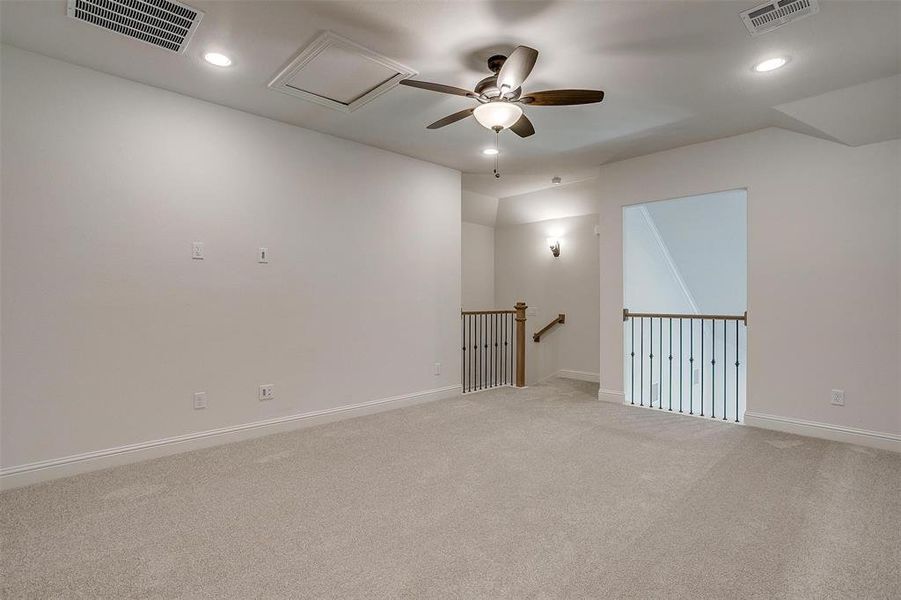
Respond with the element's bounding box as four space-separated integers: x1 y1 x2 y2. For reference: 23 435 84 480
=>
473 102 523 131
399 45 605 177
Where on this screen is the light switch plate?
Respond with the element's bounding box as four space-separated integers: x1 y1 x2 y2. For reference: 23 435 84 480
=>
258 247 269 263
193 392 207 409
192 242 204 260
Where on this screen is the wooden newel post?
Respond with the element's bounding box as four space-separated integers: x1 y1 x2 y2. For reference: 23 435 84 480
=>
514 301 527 387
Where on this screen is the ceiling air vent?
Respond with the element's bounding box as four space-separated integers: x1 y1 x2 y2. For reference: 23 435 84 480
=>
740 0 819 36
66 0 204 53
269 31 416 113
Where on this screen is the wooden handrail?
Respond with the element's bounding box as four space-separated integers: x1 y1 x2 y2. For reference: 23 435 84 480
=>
623 308 747 323
533 314 565 342
461 309 516 315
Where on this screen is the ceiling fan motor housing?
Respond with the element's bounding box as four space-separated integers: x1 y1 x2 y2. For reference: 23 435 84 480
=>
475 76 521 100
487 54 507 73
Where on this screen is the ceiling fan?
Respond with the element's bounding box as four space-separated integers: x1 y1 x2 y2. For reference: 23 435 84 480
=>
399 45 605 138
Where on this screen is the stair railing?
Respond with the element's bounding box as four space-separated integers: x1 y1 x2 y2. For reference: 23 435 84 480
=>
623 308 747 422
461 301 527 392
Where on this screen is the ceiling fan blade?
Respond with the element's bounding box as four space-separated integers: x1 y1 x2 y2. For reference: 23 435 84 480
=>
520 89 605 106
427 108 475 129
497 46 539 93
400 79 475 98
510 114 535 138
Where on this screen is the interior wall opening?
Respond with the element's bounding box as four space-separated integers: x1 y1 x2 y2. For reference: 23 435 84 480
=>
622 189 748 421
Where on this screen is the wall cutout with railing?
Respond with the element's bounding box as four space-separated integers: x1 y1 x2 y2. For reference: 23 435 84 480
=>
462 302 526 393
623 309 747 422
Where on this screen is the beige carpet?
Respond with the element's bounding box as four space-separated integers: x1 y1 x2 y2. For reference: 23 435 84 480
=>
2 378 899 599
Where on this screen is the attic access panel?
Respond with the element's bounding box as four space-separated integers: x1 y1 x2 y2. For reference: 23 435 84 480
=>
269 31 416 113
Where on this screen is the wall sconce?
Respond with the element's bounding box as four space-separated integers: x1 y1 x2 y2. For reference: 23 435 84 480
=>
547 237 560 258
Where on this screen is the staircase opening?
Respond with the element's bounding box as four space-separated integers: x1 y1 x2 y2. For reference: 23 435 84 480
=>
622 189 748 421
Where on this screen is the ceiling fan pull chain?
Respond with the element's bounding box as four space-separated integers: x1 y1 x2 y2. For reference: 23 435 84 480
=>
493 129 501 178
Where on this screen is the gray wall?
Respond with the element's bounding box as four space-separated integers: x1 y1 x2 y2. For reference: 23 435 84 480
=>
596 128 900 436
495 214 600 383
0 47 462 474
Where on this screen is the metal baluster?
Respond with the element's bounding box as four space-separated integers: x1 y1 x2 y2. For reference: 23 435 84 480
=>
723 319 727 421
711 319 716 419
630 317 635 405
461 316 466 392
640 318 645 407
482 314 487 390
735 320 740 422
493 313 498 387
689 319 694 415
668 318 673 411
479 314 484 390
476 315 482 389
469 315 474 392
474 314 478 391
483 314 487 389
649 318 654 408
659 317 663 409
679 318 683 413
700 320 705 417
487 314 491 388
473 315 477 391
503 313 507 385
489 313 493 388
486 314 490 388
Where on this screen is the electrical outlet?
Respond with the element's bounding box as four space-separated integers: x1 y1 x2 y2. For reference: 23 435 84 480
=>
192 241 204 260
693 368 701 384
193 392 207 410
830 389 845 406
651 382 659 406
527 306 538 316
433 362 441 375
258 247 269 263
259 384 274 401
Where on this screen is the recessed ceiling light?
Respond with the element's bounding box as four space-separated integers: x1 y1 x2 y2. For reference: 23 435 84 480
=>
482 148 499 156
753 57 788 72
204 52 232 67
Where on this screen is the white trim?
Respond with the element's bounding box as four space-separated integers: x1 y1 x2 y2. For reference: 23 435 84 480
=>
625 400 744 425
0 385 461 490
462 384 515 396
637 205 700 313
598 388 626 404
268 31 417 113
557 370 600 383
744 411 901 453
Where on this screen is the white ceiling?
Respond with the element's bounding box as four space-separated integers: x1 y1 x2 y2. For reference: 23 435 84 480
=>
774 74 901 146
2 1 899 198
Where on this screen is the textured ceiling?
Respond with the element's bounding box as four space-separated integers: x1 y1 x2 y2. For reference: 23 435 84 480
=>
1 0 899 198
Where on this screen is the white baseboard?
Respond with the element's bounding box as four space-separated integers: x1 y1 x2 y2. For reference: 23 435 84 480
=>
744 411 901 453
0 384 462 491
597 388 626 404
556 370 600 383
